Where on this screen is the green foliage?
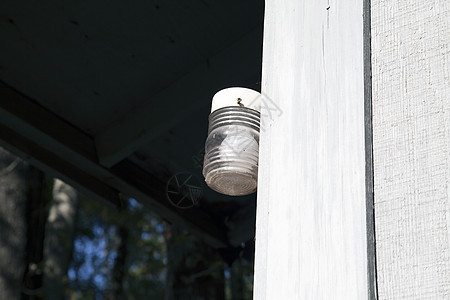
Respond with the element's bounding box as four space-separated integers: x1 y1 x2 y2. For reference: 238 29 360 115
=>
67 196 167 299
65 195 254 300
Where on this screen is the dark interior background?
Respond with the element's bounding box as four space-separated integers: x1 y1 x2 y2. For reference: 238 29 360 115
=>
0 0 264 298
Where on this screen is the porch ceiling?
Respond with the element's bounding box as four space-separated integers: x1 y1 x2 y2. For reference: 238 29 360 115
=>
0 0 264 248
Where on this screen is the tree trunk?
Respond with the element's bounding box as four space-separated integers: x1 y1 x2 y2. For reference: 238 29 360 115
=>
166 225 225 300
230 259 245 300
111 224 129 300
21 167 48 300
43 179 78 300
0 148 28 299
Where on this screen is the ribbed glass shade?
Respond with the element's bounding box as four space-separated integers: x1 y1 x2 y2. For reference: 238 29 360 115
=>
202 106 260 196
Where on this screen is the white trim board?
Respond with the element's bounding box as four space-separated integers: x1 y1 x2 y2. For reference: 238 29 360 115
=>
253 0 370 298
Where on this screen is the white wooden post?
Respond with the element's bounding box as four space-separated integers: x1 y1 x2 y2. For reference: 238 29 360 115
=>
371 0 450 298
254 0 371 298
255 0 450 298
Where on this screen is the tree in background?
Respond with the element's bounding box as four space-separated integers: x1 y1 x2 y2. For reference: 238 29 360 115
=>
0 147 52 300
67 197 167 299
43 179 79 299
166 225 225 300
0 148 29 299
0 146 254 299
120 199 167 299
0 148 80 300
21 166 50 300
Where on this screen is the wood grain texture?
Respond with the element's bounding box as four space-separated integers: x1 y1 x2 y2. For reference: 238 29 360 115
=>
371 1 450 299
254 0 369 298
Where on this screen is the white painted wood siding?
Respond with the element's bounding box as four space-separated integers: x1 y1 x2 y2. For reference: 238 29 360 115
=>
371 1 450 299
253 0 369 299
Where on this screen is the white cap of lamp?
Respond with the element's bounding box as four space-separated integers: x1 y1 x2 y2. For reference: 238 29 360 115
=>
202 87 261 196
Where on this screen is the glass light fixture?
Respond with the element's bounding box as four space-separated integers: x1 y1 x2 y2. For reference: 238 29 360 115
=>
202 87 261 196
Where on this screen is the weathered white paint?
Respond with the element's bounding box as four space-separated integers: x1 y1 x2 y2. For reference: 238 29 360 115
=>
371 1 450 298
254 0 369 299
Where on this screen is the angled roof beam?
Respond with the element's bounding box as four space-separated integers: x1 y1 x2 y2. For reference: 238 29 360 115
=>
0 81 228 248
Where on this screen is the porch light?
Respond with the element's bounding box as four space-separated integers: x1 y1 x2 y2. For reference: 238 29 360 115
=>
202 87 261 196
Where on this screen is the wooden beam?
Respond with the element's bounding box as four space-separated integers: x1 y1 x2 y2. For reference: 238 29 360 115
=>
253 0 371 298
0 123 122 208
94 28 262 167
0 81 228 248
110 160 228 247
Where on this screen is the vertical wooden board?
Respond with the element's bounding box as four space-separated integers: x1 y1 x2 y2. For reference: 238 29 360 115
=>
254 0 369 299
371 0 450 299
